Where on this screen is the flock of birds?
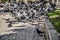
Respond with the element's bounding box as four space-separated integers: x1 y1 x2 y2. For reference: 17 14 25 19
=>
0 1 56 27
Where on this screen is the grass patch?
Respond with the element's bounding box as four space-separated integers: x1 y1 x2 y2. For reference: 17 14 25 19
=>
48 10 60 16
48 12 59 16
48 10 60 33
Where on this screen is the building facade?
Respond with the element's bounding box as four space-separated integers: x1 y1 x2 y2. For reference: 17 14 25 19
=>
0 0 60 7
15 0 60 5
49 0 60 8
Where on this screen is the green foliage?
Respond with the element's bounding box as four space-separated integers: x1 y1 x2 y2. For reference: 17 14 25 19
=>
1 0 8 2
48 10 60 16
13 0 16 2
48 10 60 33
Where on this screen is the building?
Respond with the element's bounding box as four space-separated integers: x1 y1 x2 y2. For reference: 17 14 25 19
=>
15 0 60 6
0 0 60 7
50 0 60 8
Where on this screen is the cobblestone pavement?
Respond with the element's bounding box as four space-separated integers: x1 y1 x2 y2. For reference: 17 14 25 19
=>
0 13 45 40
45 19 58 40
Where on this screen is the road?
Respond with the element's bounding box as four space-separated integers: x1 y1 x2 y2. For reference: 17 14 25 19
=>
0 13 46 40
